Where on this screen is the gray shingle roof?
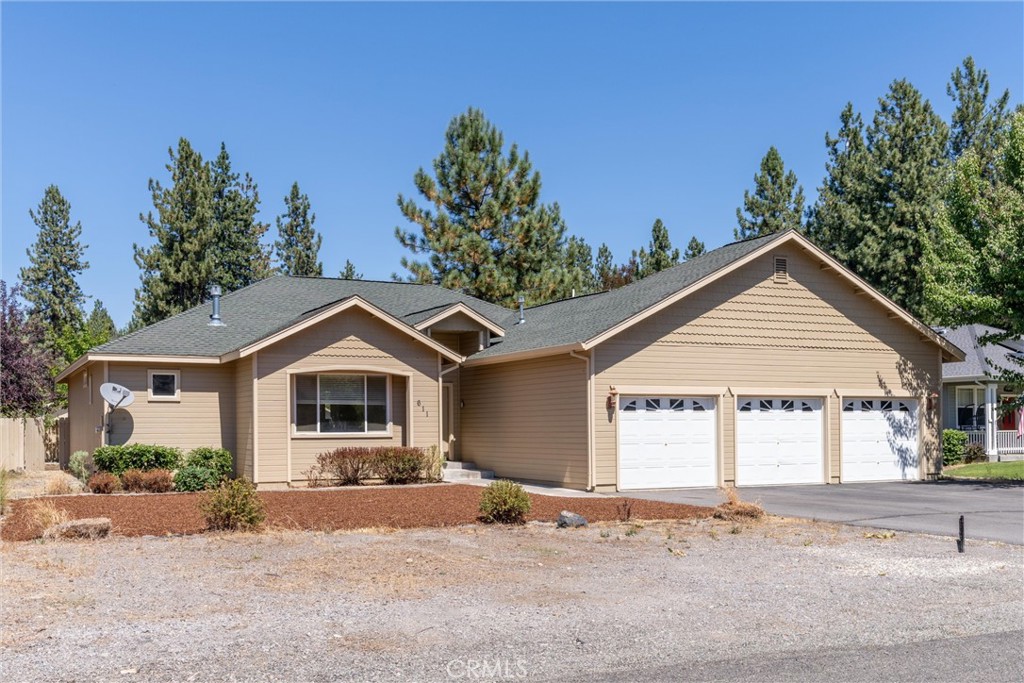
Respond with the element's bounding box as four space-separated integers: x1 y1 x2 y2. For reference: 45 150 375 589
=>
470 230 789 359
90 230 789 361
939 324 1022 381
94 278 516 358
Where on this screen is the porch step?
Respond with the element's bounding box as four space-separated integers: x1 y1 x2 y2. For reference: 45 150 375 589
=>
443 461 494 482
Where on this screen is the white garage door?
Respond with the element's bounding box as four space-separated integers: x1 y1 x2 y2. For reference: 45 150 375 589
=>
841 399 920 482
736 398 824 485
618 396 717 490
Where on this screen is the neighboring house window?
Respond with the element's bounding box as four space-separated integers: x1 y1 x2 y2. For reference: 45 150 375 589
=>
148 370 180 402
955 387 985 429
294 374 389 434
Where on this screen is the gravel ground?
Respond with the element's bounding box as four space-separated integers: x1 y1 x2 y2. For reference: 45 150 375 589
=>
2 471 83 501
1 517 1021 682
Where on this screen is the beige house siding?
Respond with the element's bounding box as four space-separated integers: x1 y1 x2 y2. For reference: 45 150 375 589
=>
67 364 103 455
253 307 441 485
105 363 236 454
461 354 588 487
593 245 942 489
234 358 254 480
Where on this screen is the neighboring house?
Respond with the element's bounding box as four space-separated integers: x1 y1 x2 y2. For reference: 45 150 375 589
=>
57 230 964 491
938 324 1024 460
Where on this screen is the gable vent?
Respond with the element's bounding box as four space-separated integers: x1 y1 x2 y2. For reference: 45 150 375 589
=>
774 256 789 283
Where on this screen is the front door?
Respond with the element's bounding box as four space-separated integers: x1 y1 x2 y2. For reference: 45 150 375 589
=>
441 384 455 460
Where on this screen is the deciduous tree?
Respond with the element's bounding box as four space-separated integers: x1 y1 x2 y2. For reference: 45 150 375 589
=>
0 281 57 416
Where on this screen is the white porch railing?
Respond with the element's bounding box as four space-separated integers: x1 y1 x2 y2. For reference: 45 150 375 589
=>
964 430 985 448
996 430 1024 454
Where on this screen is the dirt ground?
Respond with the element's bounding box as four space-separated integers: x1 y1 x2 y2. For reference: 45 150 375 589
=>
1 516 1021 682
2 471 83 501
0 484 709 541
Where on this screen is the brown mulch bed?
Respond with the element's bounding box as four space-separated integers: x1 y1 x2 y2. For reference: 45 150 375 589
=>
0 484 711 542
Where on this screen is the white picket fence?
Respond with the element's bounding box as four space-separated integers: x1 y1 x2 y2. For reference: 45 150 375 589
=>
0 414 69 471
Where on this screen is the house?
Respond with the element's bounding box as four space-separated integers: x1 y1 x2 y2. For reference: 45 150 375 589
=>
938 324 1024 460
56 230 964 490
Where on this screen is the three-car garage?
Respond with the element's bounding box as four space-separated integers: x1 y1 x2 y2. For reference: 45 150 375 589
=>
616 393 921 490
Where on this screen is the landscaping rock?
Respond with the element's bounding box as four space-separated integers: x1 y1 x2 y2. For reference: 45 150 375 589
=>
557 511 588 528
43 517 111 540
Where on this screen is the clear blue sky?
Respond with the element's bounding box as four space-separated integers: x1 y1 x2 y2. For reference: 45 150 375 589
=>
3 2 1022 327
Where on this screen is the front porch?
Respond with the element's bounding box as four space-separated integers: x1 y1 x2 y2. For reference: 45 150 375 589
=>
946 381 1024 460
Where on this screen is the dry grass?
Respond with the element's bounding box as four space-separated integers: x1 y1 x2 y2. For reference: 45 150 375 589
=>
25 500 70 538
44 478 75 496
713 487 766 521
0 469 9 514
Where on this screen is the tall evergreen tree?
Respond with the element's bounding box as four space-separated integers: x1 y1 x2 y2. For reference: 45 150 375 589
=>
19 185 89 342
595 244 618 291
340 260 362 279
210 143 271 288
636 219 680 278
134 138 218 325
558 235 598 297
947 56 1012 171
394 108 567 306
808 81 949 317
683 236 706 260
85 300 117 345
274 182 323 277
735 147 805 240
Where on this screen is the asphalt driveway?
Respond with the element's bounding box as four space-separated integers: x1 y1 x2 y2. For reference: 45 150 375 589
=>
619 480 1024 545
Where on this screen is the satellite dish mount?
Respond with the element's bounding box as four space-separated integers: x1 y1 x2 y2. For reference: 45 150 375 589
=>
99 382 135 434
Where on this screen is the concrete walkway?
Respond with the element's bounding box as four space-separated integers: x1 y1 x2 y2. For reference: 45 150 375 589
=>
619 480 1024 545
454 478 602 498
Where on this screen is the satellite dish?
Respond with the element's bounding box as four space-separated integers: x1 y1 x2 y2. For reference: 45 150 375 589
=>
100 382 135 409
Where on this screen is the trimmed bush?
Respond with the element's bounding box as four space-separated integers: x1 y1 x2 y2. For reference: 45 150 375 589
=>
315 448 377 486
964 443 988 464
942 429 968 466
142 469 174 493
374 447 427 485
92 444 182 475
174 465 221 492
121 469 147 493
479 480 531 524
69 451 94 483
186 447 233 480
422 445 444 483
201 479 266 531
88 472 121 494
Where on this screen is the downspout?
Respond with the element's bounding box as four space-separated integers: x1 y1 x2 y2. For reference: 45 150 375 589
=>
569 350 595 491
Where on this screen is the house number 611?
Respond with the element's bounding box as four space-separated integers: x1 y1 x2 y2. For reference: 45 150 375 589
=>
417 399 429 417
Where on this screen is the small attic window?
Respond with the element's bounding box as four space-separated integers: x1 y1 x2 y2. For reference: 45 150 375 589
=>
774 256 789 283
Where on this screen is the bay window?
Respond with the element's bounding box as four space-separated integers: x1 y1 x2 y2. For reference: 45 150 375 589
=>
294 374 389 434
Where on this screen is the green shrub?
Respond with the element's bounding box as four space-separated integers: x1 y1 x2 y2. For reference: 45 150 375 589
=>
315 448 377 486
93 444 182 475
942 429 968 466
68 451 93 483
142 469 174 493
964 443 988 464
479 480 531 524
174 465 221 492
121 469 147 493
201 479 266 532
186 447 233 480
374 447 426 485
88 472 121 494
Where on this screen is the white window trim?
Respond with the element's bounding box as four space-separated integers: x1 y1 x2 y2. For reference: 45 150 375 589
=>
148 369 181 402
955 386 985 429
292 373 392 438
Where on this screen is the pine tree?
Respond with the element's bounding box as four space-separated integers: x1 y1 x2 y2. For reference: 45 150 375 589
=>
558 236 598 297
85 300 117 345
636 219 681 278
683 236 706 260
134 138 218 325
808 81 949 317
948 56 1012 172
595 244 617 291
19 185 89 342
394 108 567 306
274 182 323 277
0 281 57 416
735 147 805 240
340 260 362 279
210 143 271 288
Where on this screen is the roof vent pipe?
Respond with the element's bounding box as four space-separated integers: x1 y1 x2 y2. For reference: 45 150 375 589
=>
516 295 525 325
208 284 226 327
